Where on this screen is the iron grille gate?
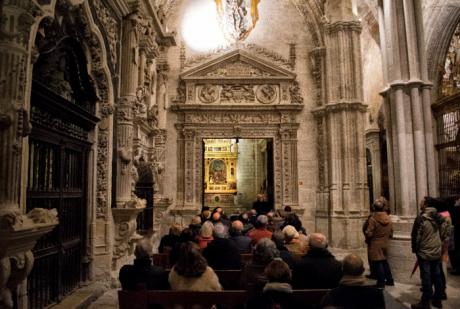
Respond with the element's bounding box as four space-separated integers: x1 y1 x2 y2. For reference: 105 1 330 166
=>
435 97 460 197
26 134 89 308
26 82 97 308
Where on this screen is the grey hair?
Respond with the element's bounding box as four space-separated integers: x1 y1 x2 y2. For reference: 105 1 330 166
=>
254 238 279 264
213 223 228 238
135 238 154 259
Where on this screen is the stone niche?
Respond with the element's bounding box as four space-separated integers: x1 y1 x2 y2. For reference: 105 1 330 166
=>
172 49 304 220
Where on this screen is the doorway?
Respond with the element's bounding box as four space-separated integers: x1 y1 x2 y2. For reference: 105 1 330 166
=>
202 138 274 214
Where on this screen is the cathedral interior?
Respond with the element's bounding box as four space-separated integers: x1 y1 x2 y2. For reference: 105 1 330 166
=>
0 0 459 308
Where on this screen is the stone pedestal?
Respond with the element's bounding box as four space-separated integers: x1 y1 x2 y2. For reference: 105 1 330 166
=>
0 209 58 308
111 204 145 285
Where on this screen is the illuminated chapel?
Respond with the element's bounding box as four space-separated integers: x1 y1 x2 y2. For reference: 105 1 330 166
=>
0 0 459 307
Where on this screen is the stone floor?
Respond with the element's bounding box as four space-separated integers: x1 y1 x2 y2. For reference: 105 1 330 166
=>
85 272 460 309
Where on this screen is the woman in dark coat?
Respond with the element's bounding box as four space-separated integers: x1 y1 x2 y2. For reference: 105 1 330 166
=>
247 259 300 309
363 198 394 287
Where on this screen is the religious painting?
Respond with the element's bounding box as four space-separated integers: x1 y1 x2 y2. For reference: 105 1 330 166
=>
209 159 227 184
215 0 261 41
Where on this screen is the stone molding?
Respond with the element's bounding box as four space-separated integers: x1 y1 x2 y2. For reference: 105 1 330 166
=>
175 49 303 106
173 105 302 214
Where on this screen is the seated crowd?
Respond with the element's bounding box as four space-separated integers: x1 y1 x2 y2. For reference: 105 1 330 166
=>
120 206 386 309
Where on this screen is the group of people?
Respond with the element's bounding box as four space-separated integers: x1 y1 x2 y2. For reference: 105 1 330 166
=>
363 195 460 309
120 205 391 308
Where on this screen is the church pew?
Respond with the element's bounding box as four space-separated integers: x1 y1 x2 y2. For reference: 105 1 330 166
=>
118 289 330 309
118 290 248 309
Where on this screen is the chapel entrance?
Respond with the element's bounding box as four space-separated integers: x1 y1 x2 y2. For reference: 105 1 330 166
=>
26 37 98 308
203 138 274 214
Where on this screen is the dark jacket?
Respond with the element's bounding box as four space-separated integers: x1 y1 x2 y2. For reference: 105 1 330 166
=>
230 233 252 253
320 276 385 309
119 258 169 290
364 211 393 261
247 282 300 309
158 234 180 253
411 207 450 261
240 261 269 293
293 247 342 289
203 238 242 270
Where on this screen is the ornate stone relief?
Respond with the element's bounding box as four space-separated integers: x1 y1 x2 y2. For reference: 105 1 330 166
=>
91 0 120 70
172 49 303 215
73 5 115 220
184 43 292 70
176 49 302 106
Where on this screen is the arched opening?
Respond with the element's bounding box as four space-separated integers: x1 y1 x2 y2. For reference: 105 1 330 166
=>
26 33 99 308
433 21 460 197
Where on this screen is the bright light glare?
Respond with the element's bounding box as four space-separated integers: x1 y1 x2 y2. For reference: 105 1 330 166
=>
181 0 229 52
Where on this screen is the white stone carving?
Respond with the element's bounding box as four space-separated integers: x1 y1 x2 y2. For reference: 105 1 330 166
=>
177 49 302 105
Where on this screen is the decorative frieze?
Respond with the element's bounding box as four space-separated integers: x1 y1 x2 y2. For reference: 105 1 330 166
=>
91 0 120 69
176 49 303 106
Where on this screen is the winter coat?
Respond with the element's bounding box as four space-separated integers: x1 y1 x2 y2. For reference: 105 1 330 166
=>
119 258 169 290
292 247 343 289
168 266 222 291
248 228 273 246
320 275 385 309
230 234 252 253
411 207 450 261
364 211 393 261
158 234 180 253
202 238 242 270
240 261 269 293
246 282 301 309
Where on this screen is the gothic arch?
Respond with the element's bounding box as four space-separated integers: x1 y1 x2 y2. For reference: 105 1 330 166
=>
425 5 460 100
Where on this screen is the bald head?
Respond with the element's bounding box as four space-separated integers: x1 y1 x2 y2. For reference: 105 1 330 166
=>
309 233 327 249
212 212 221 221
342 254 365 276
135 238 153 260
232 220 243 231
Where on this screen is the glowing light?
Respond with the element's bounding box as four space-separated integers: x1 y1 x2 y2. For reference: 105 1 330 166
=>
181 0 229 52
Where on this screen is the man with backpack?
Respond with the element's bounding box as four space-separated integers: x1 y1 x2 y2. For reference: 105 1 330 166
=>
411 197 451 309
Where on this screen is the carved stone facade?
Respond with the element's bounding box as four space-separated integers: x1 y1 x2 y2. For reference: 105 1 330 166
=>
172 49 303 227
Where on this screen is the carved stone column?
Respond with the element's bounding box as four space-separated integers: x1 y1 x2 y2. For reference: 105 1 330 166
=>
313 0 369 249
0 2 59 308
366 129 382 200
112 13 145 274
377 0 436 283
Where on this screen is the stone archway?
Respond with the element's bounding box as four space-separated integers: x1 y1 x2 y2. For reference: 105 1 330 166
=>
172 49 304 221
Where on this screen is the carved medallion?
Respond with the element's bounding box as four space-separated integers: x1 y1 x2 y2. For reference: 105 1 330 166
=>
199 85 219 104
221 84 254 103
256 85 277 104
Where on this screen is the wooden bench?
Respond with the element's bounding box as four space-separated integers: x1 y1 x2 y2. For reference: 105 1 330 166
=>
118 289 330 309
118 290 248 309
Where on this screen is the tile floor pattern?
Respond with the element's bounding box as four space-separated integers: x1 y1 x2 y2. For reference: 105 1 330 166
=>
87 273 460 309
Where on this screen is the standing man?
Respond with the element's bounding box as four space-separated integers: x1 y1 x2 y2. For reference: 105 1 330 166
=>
411 197 450 309
363 198 394 288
